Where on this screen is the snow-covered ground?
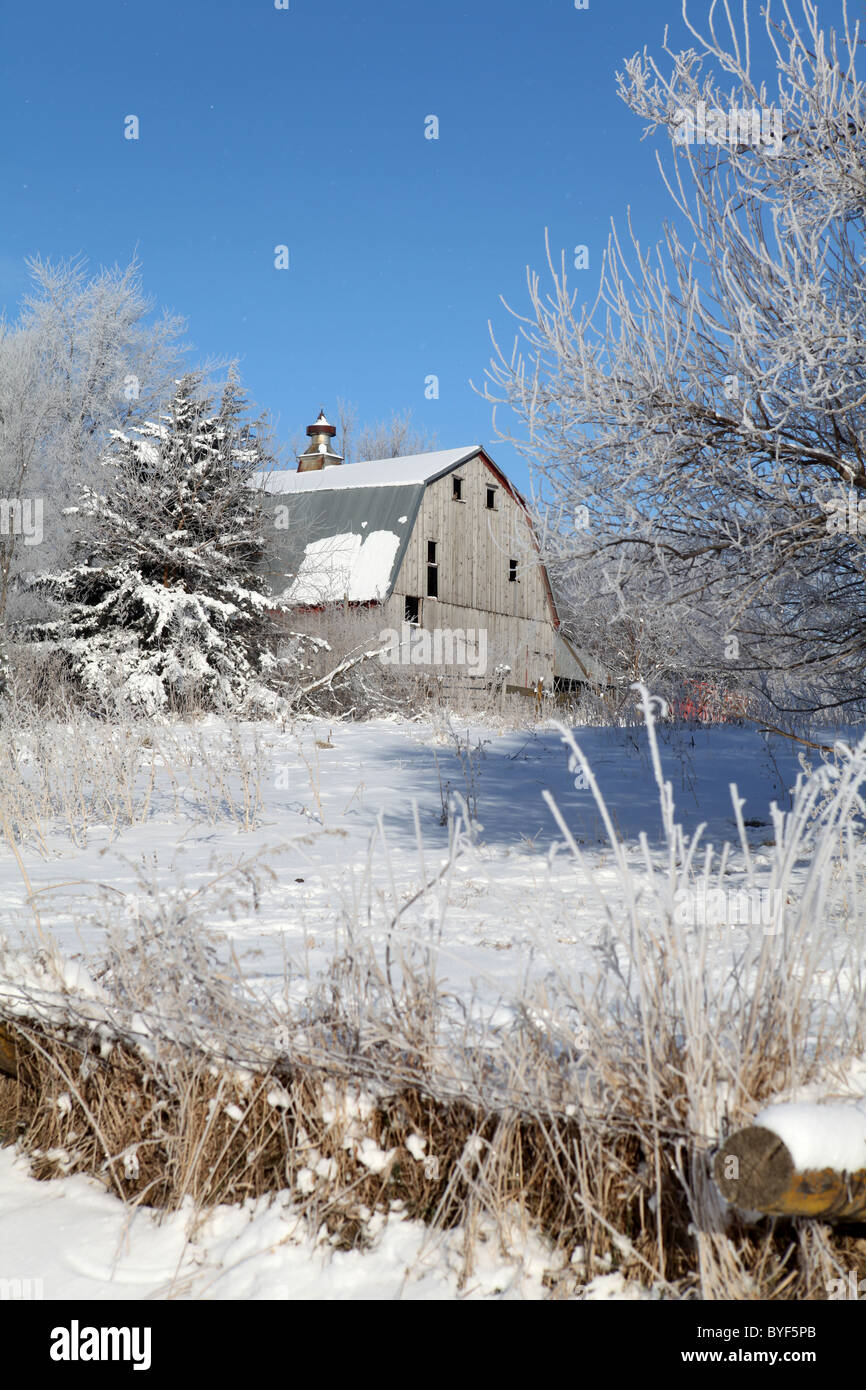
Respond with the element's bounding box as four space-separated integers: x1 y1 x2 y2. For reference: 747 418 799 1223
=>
0 1143 569 1301
0 712 860 1299
0 716 810 1017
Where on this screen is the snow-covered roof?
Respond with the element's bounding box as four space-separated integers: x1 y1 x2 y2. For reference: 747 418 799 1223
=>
258 480 428 605
283 530 402 604
258 447 481 494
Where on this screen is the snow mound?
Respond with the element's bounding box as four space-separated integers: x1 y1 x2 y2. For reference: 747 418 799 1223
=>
755 1099 866 1173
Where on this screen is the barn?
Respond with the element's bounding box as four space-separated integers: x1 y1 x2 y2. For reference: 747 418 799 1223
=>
258 412 603 695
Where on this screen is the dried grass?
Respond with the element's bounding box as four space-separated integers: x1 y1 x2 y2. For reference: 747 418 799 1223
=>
1 686 865 1298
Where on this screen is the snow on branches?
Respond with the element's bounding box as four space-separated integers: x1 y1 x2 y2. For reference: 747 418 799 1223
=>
18 374 290 715
482 1 866 713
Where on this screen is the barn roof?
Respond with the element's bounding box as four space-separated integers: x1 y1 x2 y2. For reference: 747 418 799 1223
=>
257 447 486 604
262 483 423 603
554 630 609 687
258 446 481 495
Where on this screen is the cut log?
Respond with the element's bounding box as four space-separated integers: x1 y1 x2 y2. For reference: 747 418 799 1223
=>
715 1125 866 1221
0 1021 17 1079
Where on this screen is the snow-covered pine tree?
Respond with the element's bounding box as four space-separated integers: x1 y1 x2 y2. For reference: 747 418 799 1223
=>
19 372 287 714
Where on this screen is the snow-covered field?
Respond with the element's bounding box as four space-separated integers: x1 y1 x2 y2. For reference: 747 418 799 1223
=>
0 715 810 1014
1 710 863 1299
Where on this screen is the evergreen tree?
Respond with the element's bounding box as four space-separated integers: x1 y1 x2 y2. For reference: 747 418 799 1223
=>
19 373 285 714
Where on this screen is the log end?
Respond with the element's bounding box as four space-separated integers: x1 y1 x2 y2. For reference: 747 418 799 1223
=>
714 1125 795 1210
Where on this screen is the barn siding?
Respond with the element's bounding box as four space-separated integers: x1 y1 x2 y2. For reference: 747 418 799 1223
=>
385 456 556 687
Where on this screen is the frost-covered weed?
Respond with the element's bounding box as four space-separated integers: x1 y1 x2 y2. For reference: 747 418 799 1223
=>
0 703 270 853
2 692 866 1297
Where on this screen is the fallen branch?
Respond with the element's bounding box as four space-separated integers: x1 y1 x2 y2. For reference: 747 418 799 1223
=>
751 720 836 755
296 646 388 701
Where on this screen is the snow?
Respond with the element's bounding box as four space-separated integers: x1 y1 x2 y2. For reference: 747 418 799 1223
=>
754 1100 866 1174
0 1146 560 1300
134 440 161 465
406 1134 427 1161
0 713 863 1298
582 1272 657 1301
354 1138 397 1174
258 447 480 494
0 718 820 1034
282 529 401 602
0 947 108 1027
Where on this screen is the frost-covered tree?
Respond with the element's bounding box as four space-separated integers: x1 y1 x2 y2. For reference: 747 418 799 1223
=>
18 373 286 715
482 0 866 716
0 255 186 624
335 399 437 464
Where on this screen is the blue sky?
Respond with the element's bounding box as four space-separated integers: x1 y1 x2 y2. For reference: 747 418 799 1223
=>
3 0 710 487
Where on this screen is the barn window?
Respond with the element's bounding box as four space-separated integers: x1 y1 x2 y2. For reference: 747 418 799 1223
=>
486 488 496 510
427 540 437 563
405 595 420 624
509 558 518 583
426 557 438 598
452 476 463 501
